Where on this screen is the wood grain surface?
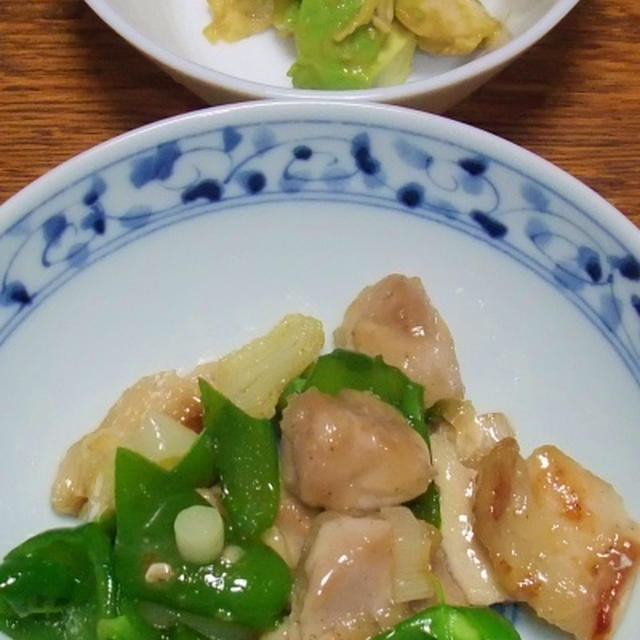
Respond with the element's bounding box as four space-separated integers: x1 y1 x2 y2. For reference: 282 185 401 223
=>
0 0 638 230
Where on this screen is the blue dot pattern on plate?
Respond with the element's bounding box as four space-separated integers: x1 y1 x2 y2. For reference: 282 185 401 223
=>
0 120 639 387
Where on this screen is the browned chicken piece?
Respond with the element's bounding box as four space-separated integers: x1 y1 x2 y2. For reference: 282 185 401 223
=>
430 428 507 605
290 513 409 640
334 274 464 405
262 486 318 568
474 438 640 640
281 387 433 512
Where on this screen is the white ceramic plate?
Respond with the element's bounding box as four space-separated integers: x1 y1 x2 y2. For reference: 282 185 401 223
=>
0 101 638 639
84 0 580 110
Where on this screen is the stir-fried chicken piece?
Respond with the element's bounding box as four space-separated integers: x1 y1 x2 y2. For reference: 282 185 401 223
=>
335 274 464 405
272 508 437 640
281 387 433 512
430 428 507 605
263 486 318 568
51 370 202 518
51 314 323 519
291 513 408 640
474 438 640 640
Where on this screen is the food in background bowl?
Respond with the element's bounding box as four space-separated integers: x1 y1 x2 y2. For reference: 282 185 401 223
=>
83 0 580 108
204 0 501 89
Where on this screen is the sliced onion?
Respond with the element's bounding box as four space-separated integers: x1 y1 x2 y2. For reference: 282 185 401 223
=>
432 399 513 462
138 601 257 640
124 410 197 469
381 506 439 603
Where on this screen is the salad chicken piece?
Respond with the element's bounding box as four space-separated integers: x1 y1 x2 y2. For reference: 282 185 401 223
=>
335 274 464 405
395 0 499 55
281 387 433 511
474 438 640 640
204 0 276 41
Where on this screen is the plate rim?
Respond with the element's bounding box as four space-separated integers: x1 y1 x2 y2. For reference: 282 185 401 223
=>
1 100 638 385
1 100 636 245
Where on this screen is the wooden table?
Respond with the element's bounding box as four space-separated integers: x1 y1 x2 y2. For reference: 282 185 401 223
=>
0 0 638 229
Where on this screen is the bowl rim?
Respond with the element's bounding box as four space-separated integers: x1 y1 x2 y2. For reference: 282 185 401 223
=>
1 99 636 246
83 0 581 102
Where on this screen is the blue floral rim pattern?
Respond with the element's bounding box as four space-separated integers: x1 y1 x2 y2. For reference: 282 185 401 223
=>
1 118 639 385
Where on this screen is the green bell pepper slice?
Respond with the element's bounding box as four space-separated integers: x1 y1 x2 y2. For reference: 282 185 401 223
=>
0 522 117 639
407 481 441 529
115 448 290 630
97 603 164 640
172 380 280 540
371 604 521 640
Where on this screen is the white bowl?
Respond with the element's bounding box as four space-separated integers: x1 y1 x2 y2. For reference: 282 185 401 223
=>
0 101 638 638
84 0 580 111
